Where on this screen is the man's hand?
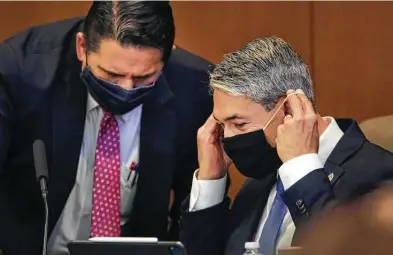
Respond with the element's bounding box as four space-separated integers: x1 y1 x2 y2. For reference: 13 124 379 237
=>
276 89 319 163
197 115 231 180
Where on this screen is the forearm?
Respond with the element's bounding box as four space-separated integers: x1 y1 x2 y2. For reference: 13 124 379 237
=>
180 197 230 255
178 170 229 255
282 169 335 227
189 170 227 211
279 154 335 226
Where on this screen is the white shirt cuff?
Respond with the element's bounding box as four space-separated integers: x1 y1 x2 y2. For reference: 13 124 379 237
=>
278 153 323 190
189 169 226 211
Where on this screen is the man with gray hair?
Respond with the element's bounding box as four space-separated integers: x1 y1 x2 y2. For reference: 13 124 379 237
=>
179 37 393 255
0 1 214 254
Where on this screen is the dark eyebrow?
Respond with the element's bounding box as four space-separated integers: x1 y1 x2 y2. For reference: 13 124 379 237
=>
133 72 156 80
213 114 241 122
97 65 126 77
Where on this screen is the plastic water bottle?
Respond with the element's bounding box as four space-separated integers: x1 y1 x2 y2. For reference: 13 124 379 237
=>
243 242 262 255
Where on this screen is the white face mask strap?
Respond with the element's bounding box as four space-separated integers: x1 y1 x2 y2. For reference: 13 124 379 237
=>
262 92 303 131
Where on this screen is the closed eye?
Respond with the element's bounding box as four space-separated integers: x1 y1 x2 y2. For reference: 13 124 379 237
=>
234 123 247 128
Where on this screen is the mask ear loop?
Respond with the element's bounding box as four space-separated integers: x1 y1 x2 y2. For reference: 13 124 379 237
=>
262 92 303 131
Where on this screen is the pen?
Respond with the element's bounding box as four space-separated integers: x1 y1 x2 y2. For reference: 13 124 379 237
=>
127 161 139 188
127 161 136 181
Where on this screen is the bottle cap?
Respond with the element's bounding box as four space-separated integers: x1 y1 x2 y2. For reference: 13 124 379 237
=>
245 242 260 250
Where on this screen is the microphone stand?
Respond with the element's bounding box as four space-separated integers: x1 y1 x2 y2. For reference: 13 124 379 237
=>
33 140 50 255
40 178 49 255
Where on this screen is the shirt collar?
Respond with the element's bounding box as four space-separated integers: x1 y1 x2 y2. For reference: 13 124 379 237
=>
86 93 136 123
318 116 344 165
86 93 98 113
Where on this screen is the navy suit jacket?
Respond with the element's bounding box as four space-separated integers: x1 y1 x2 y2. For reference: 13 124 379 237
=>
0 17 213 255
180 119 393 255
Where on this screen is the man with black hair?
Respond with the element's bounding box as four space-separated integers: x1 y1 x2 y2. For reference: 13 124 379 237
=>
0 2 214 255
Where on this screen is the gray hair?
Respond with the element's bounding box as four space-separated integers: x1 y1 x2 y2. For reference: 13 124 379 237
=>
210 37 314 111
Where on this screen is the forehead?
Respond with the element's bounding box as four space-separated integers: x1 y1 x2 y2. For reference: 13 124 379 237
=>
92 39 163 75
212 89 265 121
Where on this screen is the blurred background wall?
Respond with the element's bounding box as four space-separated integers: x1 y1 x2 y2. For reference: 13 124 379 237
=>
1 1 393 198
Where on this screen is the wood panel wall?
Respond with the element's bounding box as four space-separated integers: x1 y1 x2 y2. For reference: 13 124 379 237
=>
313 2 393 120
1 1 393 198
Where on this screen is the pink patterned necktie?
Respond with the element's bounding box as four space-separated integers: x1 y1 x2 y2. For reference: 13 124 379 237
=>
91 111 121 237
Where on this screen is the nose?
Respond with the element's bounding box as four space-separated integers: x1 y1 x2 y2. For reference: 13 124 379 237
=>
223 126 235 138
117 79 134 90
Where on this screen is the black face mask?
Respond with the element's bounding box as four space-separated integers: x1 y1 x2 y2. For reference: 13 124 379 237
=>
222 129 282 180
80 66 156 115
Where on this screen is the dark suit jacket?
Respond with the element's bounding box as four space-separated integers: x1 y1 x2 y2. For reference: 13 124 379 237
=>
180 119 393 255
0 17 213 255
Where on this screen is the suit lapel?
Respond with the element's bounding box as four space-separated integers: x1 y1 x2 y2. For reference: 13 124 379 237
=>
226 174 276 255
49 31 87 232
323 119 366 185
125 74 176 237
328 119 366 164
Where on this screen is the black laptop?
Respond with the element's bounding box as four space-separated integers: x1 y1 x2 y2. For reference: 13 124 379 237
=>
68 238 187 255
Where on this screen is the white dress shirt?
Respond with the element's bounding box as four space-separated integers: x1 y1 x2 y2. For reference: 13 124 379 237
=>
189 117 344 253
47 94 142 255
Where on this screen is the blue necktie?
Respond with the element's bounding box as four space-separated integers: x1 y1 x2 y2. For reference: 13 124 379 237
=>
259 178 287 255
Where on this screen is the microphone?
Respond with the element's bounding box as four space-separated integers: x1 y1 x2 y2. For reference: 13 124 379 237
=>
33 140 49 255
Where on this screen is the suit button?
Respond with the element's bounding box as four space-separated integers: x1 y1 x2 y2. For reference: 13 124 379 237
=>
296 199 308 215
